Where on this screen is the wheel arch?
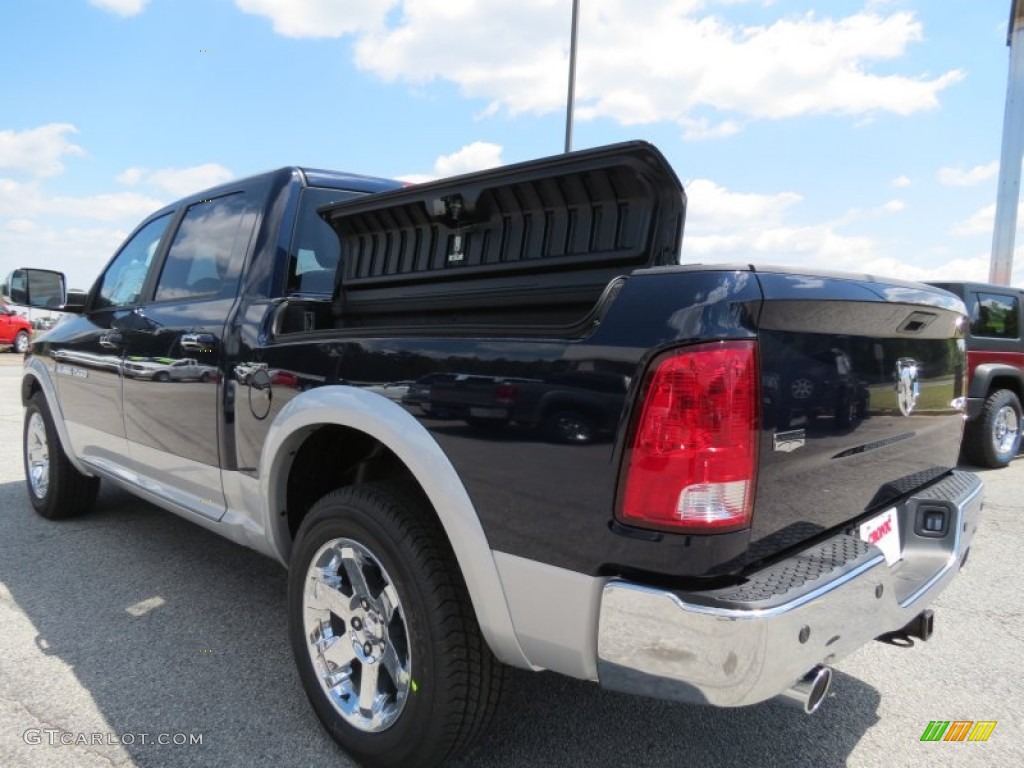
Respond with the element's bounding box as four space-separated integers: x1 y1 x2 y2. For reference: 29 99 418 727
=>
259 385 532 669
969 364 1023 403
21 358 92 476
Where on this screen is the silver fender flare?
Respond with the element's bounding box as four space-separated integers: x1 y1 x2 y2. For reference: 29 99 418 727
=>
21 358 93 476
258 385 532 669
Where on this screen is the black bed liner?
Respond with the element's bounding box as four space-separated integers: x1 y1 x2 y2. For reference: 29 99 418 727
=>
319 141 686 321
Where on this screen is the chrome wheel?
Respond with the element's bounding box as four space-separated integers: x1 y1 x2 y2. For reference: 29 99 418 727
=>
790 378 813 399
553 413 593 443
26 411 49 499
303 538 411 733
992 404 1020 456
14 332 29 354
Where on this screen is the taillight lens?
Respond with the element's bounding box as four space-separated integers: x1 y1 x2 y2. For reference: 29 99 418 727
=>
495 383 519 405
618 340 759 533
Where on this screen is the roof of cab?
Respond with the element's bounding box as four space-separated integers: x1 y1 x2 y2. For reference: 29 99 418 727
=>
299 167 401 194
180 166 401 205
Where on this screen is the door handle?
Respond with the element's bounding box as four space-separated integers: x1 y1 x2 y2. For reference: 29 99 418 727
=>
181 333 216 351
99 332 123 349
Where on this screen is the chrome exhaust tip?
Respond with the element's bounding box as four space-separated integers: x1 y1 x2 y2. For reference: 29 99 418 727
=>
777 665 833 714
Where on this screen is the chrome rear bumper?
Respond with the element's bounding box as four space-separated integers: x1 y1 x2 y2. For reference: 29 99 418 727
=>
596 471 983 707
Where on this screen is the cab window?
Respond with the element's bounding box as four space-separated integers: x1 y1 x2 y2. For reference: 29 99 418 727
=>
94 213 173 309
154 194 249 302
285 188 361 295
971 293 1020 339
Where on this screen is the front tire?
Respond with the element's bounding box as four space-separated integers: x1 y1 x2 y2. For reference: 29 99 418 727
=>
963 389 1022 468
288 484 506 768
13 330 30 354
23 393 100 519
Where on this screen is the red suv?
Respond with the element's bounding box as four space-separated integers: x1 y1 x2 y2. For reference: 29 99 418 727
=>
930 281 1023 468
0 305 32 353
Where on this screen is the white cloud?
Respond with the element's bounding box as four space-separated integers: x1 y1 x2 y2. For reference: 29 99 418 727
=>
89 0 149 17
891 175 911 187
0 177 163 222
0 170 164 292
116 167 145 185
0 223 130 292
951 203 996 236
5 219 36 234
340 2 962 134
395 173 435 185
398 141 504 182
858 254 993 283
433 141 504 177
0 178 162 292
679 177 877 269
235 0 399 38
48 192 165 223
116 163 234 196
0 124 85 178
675 179 984 283
937 161 999 187
680 117 743 141
235 2 961 134
683 178 802 231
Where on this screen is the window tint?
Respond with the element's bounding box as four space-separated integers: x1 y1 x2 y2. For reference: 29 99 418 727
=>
154 194 248 302
286 188 361 294
95 213 172 308
971 293 1020 339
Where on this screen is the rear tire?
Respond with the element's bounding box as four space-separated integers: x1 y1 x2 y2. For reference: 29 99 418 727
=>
23 393 100 519
543 409 596 444
288 483 506 768
963 389 1022 468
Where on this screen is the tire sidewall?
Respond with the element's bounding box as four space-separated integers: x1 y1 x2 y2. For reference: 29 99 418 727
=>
287 496 449 765
985 390 1022 466
15 331 29 354
545 409 594 444
23 395 57 516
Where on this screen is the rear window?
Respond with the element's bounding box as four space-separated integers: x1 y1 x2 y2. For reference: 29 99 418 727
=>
286 188 362 295
970 293 1020 339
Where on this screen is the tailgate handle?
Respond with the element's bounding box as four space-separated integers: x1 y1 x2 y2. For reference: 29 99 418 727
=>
899 311 937 334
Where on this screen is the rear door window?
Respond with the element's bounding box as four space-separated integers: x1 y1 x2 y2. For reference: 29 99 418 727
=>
154 194 251 302
970 293 1020 339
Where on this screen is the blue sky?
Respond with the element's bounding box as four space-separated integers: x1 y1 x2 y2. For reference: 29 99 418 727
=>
1 0 1021 291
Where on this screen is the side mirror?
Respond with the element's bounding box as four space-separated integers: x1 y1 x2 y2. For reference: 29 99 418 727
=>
1 268 82 313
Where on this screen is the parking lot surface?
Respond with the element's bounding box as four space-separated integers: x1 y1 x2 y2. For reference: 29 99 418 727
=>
0 355 1021 767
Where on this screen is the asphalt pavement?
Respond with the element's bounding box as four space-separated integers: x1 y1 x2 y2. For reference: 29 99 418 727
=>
0 355 1021 768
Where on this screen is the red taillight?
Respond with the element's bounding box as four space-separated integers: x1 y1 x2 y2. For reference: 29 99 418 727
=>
495 383 519 405
618 340 759 533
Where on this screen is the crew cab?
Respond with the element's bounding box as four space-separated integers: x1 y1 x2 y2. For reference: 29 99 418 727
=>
929 281 1022 468
11 142 982 768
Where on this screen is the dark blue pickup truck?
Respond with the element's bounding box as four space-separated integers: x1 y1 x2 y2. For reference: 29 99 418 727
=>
8 142 982 768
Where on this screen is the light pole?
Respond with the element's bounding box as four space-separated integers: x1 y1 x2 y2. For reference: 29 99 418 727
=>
990 0 1024 285
564 0 580 153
